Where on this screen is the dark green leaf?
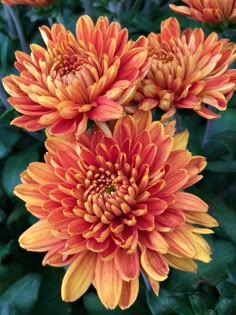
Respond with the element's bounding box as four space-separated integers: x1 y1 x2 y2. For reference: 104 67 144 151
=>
2 146 39 196
0 273 41 315
211 109 236 136
84 291 150 315
189 294 208 315
214 297 236 315
0 303 17 315
32 268 71 315
0 142 10 159
206 160 236 172
217 281 236 299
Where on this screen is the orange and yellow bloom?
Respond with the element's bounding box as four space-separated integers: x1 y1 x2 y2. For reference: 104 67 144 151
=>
135 17 236 121
2 15 150 137
16 110 218 309
1 0 56 5
170 0 236 24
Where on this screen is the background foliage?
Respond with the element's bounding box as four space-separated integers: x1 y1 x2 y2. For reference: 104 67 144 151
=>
0 0 236 314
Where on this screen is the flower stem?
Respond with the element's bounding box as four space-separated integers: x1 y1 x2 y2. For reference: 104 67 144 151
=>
3 5 17 38
201 119 213 150
4 5 28 53
201 106 216 150
81 0 92 16
175 113 183 132
0 73 10 109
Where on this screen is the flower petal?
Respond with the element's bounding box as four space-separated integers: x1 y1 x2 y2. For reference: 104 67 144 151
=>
61 251 96 302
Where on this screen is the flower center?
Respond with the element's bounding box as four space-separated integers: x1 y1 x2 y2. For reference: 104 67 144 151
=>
154 51 174 64
53 53 86 77
83 164 135 220
105 185 116 194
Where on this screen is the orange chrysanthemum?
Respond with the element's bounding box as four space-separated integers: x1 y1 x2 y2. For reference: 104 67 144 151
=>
170 0 236 24
16 110 218 309
135 17 236 121
1 0 55 5
2 15 149 136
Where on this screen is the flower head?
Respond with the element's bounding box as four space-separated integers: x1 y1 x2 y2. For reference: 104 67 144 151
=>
16 110 217 309
135 17 236 121
1 0 56 5
169 0 236 24
2 15 149 136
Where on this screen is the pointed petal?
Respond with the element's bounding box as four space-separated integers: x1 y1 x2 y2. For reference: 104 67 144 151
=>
164 253 197 272
61 251 96 302
115 249 140 281
119 278 139 309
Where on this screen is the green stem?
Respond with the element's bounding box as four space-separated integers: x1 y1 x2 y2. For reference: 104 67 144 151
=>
0 73 10 109
201 118 213 150
3 5 17 38
4 5 28 53
81 0 92 15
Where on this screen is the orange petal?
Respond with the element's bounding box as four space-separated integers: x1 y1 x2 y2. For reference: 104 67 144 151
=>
27 162 59 184
139 230 169 254
115 249 140 281
19 219 60 251
119 278 139 309
61 251 96 302
173 191 208 212
14 183 47 206
164 230 196 258
94 257 122 309
141 248 169 281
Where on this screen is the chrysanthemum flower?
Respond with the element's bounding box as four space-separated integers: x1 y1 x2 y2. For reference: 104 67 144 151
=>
169 0 236 24
1 0 56 6
2 15 149 136
16 110 218 309
135 17 236 121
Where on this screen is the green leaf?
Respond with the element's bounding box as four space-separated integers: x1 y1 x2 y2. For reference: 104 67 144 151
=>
0 241 14 262
0 126 21 159
0 303 17 315
84 291 150 315
217 281 236 299
0 108 15 125
0 273 41 315
189 294 208 315
207 196 236 245
197 239 236 283
214 297 236 315
2 146 39 196
32 268 71 315
0 142 10 159
211 109 236 136
206 160 236 172
146 289 194 315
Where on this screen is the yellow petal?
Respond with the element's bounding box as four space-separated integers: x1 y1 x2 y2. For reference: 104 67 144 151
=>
164 254 197 272
61 251 96 302
173 129 189 150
